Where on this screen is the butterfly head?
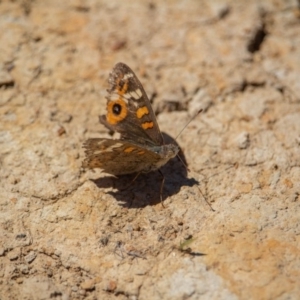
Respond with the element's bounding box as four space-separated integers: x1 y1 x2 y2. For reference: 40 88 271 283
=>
147 143 179 171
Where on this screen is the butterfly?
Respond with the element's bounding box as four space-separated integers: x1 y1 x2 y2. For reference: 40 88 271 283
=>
82 62 179 203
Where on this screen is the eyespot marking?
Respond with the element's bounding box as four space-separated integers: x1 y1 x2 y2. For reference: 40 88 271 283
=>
112 103 122 115
107 99 127 124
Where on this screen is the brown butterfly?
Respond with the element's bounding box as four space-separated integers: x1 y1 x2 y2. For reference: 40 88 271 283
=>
83 63 179 203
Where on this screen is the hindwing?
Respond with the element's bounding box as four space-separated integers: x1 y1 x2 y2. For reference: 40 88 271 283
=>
83 138 162 175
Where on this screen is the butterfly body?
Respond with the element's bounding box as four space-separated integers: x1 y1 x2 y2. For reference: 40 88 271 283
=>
83 62 179 176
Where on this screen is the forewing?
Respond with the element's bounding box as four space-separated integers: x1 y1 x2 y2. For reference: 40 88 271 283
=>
82 138 160 175
100 62 163 146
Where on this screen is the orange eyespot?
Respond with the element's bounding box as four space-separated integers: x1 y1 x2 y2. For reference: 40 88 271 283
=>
106 99 127 124
112 103 122 115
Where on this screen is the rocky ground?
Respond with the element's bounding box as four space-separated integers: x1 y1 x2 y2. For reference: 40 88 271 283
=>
0 0 300 299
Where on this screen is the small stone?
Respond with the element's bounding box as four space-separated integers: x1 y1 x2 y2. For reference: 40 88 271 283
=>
71 285 78 292
177 219 184 226
15 233 27 240
182 193 189 200
106 280 117 292
57 126 66 136
25 251 37 264
81 279 95 291
16 278 23 284
184 234 193 240
110 211 118 217
236 132 250 149
20 264 29 274
8 250 19 261
0 68 14 88
54 250 61 257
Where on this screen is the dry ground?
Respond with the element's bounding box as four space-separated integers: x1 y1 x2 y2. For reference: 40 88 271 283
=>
0 0 300 299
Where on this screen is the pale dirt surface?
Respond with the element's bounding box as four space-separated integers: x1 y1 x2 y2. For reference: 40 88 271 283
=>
0 0 300 299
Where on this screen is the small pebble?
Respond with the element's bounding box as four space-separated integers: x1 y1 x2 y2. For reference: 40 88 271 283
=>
8 251 19 261
236 132 250 149
25 251 37 264
81 279 95 291
20 264 29 274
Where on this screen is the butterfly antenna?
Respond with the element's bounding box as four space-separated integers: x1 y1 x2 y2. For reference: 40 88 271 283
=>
174 108 203 173
176 153 190 172
175 109 203 141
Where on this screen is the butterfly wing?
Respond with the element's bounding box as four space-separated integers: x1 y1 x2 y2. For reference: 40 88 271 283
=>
83 138 162 175
99 63 164 146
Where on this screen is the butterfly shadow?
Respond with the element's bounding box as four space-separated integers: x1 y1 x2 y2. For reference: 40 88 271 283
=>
91 132 199 208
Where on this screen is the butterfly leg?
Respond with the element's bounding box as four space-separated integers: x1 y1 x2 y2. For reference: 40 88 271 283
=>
158 169 166 208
